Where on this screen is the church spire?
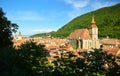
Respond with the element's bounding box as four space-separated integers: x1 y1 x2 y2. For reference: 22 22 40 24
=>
90 16 97 28
18 31 22 36
91 16 95 24
17 31 22 40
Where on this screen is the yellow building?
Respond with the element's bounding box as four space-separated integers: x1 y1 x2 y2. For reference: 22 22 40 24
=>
68 17 99 51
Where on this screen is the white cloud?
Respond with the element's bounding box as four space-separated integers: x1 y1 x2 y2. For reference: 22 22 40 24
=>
62 0 90 19
7 11 44 21
64 0 90 9
91 1 116 10
64 0 117 19
67 9 80 19
31 29 56 33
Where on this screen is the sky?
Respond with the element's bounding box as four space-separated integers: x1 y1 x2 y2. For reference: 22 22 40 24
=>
0 0 120 36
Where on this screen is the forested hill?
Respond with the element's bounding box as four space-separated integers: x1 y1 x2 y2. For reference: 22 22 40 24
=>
51 3 120 38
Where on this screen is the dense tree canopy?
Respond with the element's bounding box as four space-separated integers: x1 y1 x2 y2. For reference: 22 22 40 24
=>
51 49 120 76
0 8 18 48
0 41 50 76
17 41 50 76
80 49 120 76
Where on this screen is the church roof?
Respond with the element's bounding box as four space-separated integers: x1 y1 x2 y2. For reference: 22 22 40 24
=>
69 29 91 40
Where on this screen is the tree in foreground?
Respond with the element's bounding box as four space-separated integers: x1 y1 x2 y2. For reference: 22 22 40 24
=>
52 51 82 76
52 49 120 76
0 8 18 48
0 41 51 76
17 41 50 76
79 49 120 76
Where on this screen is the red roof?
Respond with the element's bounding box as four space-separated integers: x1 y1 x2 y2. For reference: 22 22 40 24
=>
102 46 119 55
69 29 91 40
107 48 119 55
100 39 120 45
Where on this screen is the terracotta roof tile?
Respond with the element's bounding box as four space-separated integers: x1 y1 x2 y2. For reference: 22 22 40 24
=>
69 29 91 40
108 48 119 55
102 46 119 55
100 39 120 45
77 48 87 52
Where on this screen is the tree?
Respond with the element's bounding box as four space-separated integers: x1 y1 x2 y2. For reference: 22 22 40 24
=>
80 49 120 76
0 47 28 76
52 51 83 76
17 41 50 76
51 49 120 76
0 8 18 48
0 41 51 76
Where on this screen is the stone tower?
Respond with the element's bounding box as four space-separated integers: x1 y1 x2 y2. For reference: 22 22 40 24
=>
89 16 98 40
89 16 99 49
17 31 22 40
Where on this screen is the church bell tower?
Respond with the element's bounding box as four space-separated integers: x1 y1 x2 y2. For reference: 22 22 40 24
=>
17 31 22 40
90 16 98 40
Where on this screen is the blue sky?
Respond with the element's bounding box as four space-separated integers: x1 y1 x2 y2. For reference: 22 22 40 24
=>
0 0 120 36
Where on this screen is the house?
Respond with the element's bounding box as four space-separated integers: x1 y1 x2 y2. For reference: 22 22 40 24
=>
100 38 120 56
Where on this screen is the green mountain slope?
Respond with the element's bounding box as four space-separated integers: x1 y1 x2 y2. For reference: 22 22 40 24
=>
31 33 49 37
51 3 120 38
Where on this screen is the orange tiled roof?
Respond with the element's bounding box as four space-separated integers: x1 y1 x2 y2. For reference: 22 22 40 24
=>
108 48 119 55
77 48 87 52
46 45 58 52
102 46 119 55
69 29 91 40
100 39 120 45
61 46 70 51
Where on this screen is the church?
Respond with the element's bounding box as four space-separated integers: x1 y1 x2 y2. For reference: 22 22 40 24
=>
68 17 100 50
